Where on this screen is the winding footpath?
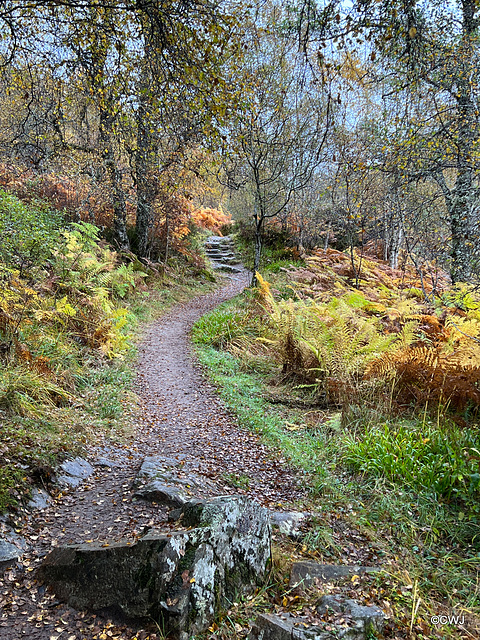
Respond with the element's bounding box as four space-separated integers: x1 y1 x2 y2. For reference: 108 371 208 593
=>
0 252 301 639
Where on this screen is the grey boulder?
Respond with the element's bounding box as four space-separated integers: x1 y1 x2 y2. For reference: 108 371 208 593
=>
57 457 94 488
270 511 310 539
0 540 21 572
249 613 332 640
249 594 385 640
317 594 385 636
38 496 271 638
135 481 189 507
28 487 52 511
134 455 216 507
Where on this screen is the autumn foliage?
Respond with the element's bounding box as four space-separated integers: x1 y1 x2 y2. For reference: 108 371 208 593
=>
249 249 480 415
0 193 147 416
0 164 113 224
192 207 232 235
0 165 230 263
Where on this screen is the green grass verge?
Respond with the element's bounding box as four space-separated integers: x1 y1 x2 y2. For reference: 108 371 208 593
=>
195 342 331 476
191 291 480 627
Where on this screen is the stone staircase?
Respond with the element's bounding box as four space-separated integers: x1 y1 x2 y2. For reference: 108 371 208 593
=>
205 235 243 274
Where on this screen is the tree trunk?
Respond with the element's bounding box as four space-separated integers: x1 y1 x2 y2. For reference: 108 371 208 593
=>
107 156 130 252
252 218 263 287
135 57 156 258
448 0 477 282
449 168 474 283
100 114 130 252
323 222 331 252
164 211 170 267
389 223 403 270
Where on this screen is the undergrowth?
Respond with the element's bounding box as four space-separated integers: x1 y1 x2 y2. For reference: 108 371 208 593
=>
0 191 217 511
192 251 480 638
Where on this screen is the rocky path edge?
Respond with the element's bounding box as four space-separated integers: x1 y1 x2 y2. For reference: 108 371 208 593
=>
0 265 303 639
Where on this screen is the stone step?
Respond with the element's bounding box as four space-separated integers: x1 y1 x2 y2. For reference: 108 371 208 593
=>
289 561 379 589
205 245 234 253
207 254 239 264
211 263 243 273
219 257 240 265
207 252 234 258
249 594 385 640
270 511 310 539
205 241 234 249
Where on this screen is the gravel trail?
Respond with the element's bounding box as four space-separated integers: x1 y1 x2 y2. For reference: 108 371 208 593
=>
0 268 301 639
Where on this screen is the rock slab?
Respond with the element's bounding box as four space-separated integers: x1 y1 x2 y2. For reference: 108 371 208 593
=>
249 593 385 640
270 511 310 539
250 613 332 640
290 562 379 589
318 594 385 636
38 496 271 638
0 540 21 572
57 457 94 489
28 488 52 510
134 455 217 507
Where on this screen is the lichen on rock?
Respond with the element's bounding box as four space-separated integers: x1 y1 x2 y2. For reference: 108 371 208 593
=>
38 495 271 638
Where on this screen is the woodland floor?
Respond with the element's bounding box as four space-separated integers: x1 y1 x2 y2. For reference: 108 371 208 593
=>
0 268 304 640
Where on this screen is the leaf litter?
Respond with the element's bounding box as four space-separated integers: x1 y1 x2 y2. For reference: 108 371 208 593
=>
0 270 303 639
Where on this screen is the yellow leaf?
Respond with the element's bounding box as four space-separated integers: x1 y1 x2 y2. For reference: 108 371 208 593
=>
285 423 301 431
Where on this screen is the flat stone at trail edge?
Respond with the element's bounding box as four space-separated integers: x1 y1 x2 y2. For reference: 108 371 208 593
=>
249 596 385 640
289 561 379 589
135 481 189 507
38 496 271 639
248 600 385 640
95 456 121 469
317 594 385 635
134 455 217 506
27 487 52 510
249 613 332 640
0 540 21 572
270 511 310 539
137 454 188 479
56 457 94 488
0 523 28 551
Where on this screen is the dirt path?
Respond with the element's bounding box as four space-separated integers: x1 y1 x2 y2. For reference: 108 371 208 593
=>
135 270 301 505
0 270 302 640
